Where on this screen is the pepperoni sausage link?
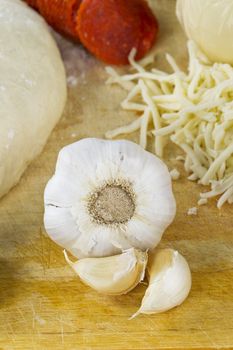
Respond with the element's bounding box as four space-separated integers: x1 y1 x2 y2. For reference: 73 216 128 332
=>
25 0 158 65
25 0 82 39
26 0 38 9
77 0 159 65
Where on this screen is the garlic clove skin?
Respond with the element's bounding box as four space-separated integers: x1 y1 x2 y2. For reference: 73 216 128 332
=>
131 249 191 318
44 138 176 258
64 248 148 295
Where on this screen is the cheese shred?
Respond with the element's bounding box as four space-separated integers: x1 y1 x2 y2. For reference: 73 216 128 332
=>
105 41 233 208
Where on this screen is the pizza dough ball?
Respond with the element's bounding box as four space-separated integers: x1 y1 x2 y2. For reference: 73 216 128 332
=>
0 0 67 198
176 0 233 64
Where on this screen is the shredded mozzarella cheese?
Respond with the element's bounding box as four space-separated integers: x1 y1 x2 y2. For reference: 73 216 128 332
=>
170 168 180 181
187 207 198 216
105 41 233 208
197 198 208 206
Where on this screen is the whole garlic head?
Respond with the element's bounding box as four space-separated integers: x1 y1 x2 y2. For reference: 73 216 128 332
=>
44 138 176 258
132 249 191 317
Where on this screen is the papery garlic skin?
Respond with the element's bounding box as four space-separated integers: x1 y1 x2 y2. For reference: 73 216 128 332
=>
132 249 191 317
64 248 147 295
44 138 176 258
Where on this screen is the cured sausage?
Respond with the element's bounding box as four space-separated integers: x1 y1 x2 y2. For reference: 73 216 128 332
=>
77 0 159 65
25 0 82 39
25 0 159 65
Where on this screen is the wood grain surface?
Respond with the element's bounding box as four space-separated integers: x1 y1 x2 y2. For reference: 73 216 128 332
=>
0 1 233 349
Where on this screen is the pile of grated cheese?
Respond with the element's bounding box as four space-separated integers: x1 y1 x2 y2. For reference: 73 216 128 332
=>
105 41 233 208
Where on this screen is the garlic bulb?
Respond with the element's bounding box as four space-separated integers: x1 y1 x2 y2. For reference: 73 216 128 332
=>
132 249 191 317
176 0 233 64
44 138 176 258
64 248 147 295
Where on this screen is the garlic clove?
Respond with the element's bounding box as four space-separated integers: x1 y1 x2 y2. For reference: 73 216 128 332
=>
44 174 80 207
64 248 148 295
44 205 81 250
70 224 121 259
131 249 191 318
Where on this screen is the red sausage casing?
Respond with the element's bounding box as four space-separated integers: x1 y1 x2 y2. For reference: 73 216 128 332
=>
77 0 159 65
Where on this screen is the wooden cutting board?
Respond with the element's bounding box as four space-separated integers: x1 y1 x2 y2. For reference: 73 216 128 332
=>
0 1 233 349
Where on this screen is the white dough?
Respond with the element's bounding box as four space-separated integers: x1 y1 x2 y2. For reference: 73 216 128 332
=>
0 0 67 198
